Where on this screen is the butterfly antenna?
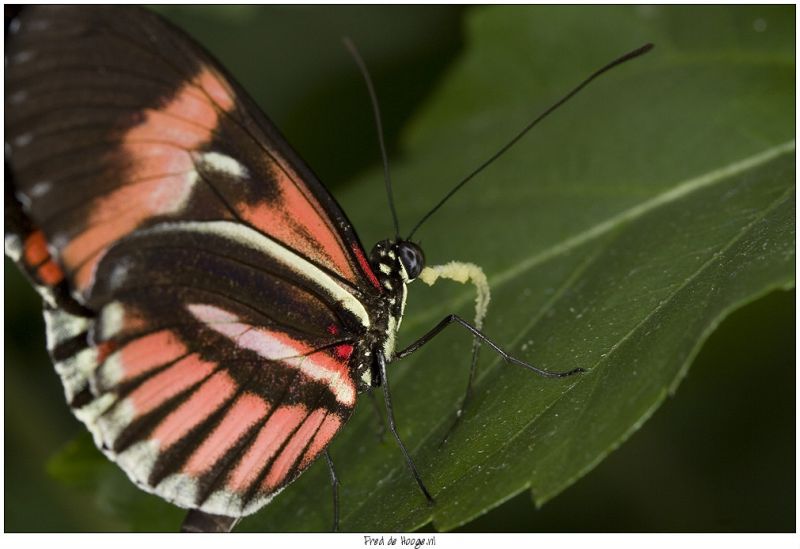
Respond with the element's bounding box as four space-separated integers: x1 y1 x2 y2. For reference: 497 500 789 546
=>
407 42 654 240
343 37 401 239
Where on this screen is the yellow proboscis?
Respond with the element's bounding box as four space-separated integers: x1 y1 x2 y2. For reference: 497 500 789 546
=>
419 261 491 331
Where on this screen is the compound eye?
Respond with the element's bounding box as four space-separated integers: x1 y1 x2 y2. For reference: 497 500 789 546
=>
397 241 425 280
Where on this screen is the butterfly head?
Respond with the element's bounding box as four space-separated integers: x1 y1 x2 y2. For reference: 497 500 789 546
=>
395 241 425 282
369 239 425 287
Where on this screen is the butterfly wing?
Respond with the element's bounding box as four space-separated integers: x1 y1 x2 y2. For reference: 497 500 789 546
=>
5 5 379 517
6 5 381 297
76 221 365 516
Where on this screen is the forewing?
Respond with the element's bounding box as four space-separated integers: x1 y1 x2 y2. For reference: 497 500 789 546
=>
5 5 381 301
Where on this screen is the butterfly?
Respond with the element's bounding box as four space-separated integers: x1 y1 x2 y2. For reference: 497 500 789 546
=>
5 5 652 532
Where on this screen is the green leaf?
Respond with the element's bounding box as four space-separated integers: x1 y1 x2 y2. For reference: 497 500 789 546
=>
243 5 795 531
47 434 183 531
44 5 794 532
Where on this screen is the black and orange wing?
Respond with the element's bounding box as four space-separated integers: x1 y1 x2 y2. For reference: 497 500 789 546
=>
6 5 381 298
5 5 378 517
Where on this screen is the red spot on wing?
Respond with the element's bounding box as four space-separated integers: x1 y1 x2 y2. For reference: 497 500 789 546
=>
227 404 307 492
263 408 326 491
183 393 269 476
352 244 380 290
334 344 353 360
153 370 237 449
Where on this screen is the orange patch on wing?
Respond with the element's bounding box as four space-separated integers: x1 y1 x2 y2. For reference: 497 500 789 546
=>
183 393 270 476
227 404 308 493
237 165 357 283
22 231 66 287
194 66 236 111
24 230 49 266
300 413 343 468
263 408 326 491
128 353 216 416
63 66 236 295
114 329 188 382
122 144 196 179
124 109 214 147
153 370 237 449
63 170 197 286
37 259 64 286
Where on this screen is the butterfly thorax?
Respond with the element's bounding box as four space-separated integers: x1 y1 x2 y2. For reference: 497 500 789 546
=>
352 239 425 392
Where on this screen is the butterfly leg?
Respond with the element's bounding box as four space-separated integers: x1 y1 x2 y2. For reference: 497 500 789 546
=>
377 353 435 505
367 390 388 442
438 337 481 447
324 450 340 532
396 314 584 377
415 263 491 445
395 314 584 438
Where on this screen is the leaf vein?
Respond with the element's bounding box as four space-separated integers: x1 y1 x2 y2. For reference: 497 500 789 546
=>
429 181 795 525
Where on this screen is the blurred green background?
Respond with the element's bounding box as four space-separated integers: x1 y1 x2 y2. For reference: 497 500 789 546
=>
4 5 794 532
